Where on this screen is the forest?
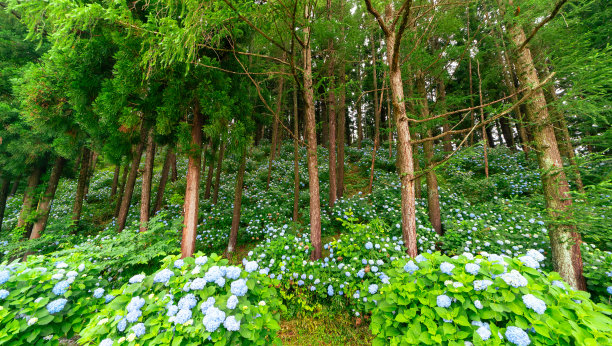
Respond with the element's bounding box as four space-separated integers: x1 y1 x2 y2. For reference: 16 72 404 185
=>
0 0 611 344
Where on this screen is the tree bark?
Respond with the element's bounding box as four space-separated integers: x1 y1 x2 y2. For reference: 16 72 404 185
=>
110 162 121 199
0 178 10 232
226 148 247 255
507 5 585 289
171 152 178 182
117 125 147 232
115 160 130 218
267 74 285 190
18 165 44 234
153 147 173 214
438 80 453 153
303 7 322 260
72 147 91 225
372 33 381 147
212 141 225 205
30 157 66 239
293 85 300 222
181 103 203 258
204 140 215 200
327 31 337 208
83 151 98 200
356 62 363 149
499 115 515 150
139 128 156 232
9 179 19 196
416 74 443 235
477 61 490 178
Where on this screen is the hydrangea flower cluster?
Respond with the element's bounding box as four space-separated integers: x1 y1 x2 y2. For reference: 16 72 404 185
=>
230 279 248 296
46 298 68 314
501 270 528 288
505 326 530 346
154 269 174 284
522 294 546 314
436 294 451 308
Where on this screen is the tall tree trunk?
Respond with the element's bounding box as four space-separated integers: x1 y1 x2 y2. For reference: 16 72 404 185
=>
416 74 443 235
499 115 515 150
30 157 66 239
303 8 322 260
387 94 393 158
507 5 585 290
226 148 247 255
139 128 156 232
467 5 475 145
327 30 337 208
153 147 173 214
212 141 225 205
110 162 121 199
204 140 215 200
372 32 381 147
0 178 10 232
115 161 130 218
336 53 346 199
84 151 98 200
18 165 44 234
356 62 363 149
9 178 19 196
72 148 91 226
477 61 490 178
181 104 203 258
438 80 453 153
267 74 285 190
293 85 300 222
117 126 147 232
171 152 178 182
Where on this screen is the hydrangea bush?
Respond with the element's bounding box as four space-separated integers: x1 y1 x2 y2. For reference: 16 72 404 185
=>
367 251 612 345
79 253 284 345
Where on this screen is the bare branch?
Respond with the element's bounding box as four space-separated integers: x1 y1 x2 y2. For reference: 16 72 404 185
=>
517 0 569 51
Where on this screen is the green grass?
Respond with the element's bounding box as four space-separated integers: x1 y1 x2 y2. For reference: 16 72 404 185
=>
280 312 372 345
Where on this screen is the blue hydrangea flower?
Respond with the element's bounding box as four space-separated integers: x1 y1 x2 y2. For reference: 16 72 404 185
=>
203 307 226 332
353 291 360 299
552 281 566 289
607 286 612 295
473 280 493 291
465 263 480 275
153 269 174 284
200 297 215 315
404 260 419 274
129 274 145 284
522 294 546 314
204 266 223 282
104 294 115 303
131 323 146 338
0 289 9 300
100 338 114 346
117 318 127 332
55 261 68 269
195 256 208 266
174 259 184 269
224 316 240 331
440 262 455 275
167 305 179 317
227 295 239 310
436 294 452 308
226 266 241 280
178 294 197 310
52 280 70 296
66 271 78 278
501 270 528 288
368 284 378 295
519 256 540 269
93 288 105 299
174 309 192 324
327 285 334 296
477 326 491 341
415 254 427 263
231 279 248 297
244 261 258 273
190 278 206 290
215 277 226 287
526 249 545 262
357 269 365 278
474 300 483 309
298 280 304 286
505 326 530 346
126 309 142 323
365 242 373 250
46 298 68 314
127 296 146 312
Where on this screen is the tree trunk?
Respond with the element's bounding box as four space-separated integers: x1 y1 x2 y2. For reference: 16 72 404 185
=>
213 141 225 205
226 148 247 255
204 140 215 200
293 85 300 222
18 165 44 237
499 115 515 150
9 179 19 196
0 178 10 232
115 161 130 218
267 75 285 190
336 59 346 199
507 6 585 290
30 157 66 239
438 80 453 153
356 63 363 149
372 32 381 147
72 147 91 225
303 9 322 260
181 103 204 258
139 128 156 232
110 162 121 199
171 152 178 182
416 74 443 235
153 147 173 214
83 151 98 200
387 94 393 158
117 126 147 232
382 4 418 257
327 36 337 208
477 61 490 178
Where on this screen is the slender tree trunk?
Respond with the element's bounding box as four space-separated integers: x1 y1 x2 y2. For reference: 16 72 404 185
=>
0 178 10 232
507 7 585 289
293 85 300 222
356 62 363 149
9 179 19 196
139 128 156 232
171 152 178 182
204 140 215 200
153 148 173 214
336 60 346 199
369 78 386 194
72 148 91 225
387 94 393 158
30 157 66 239
18 165 44 233
416 74 443 235
438 80 453 153
499 115 515 150
181 104 203 258
467 5 475 145
212 141 225 205
267 75 285 190
327 44 337 207
477 61 490 178
227 148 247 255
110 162 121 198
117 126 147 232
84 151 98 200
372 33 381 147
303 8 322 260
115 161 130 218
